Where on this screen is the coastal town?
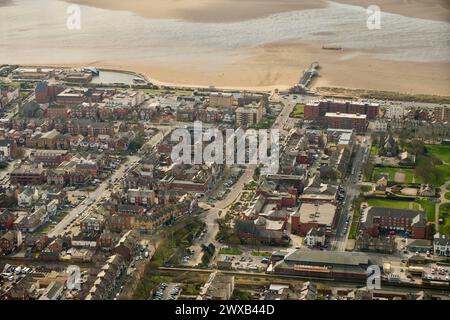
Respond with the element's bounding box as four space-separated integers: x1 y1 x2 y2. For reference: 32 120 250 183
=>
0 64 449 302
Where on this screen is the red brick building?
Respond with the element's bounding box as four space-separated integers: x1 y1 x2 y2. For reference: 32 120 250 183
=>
325 112 367 132
361 207 427 239
305 100 379 121
291 203 337 236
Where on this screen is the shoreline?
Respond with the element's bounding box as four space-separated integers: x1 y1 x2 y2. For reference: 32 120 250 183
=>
15 63 450 99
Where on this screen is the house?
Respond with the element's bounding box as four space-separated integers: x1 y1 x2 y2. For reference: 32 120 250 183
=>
433 233 450 256
419 184 435 197
398 151 416 166
46 199 59 216
376 176 388 189
46 238 64 254
198 272 235 300
235 216 290 246
14 206 48 233
0 274 37 300
0 230 19 254
112 230 139 261
17 187 40 207
304 227 326 248
264 284 289 300
0 209 15 230
299 281 318 300
38 281 64 300
85 254 126 300
80 213 105 233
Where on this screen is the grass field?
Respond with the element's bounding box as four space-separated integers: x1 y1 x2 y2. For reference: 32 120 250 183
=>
372 167 421 184
370 146 379 156
250 251 271 257
290 103 305 118
425 144 450 163
140 88 193 95
366 199 421 211
416 199 436 222
435 164 450 186
360 185 373 192
439 203 450 235
445 192 450 201
257 116 276 129
219 248 242 255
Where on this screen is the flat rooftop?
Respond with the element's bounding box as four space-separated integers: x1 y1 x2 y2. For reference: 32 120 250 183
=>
325 112 367 119
295 203 336 225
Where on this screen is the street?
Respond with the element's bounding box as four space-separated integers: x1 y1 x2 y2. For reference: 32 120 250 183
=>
331 135 371 251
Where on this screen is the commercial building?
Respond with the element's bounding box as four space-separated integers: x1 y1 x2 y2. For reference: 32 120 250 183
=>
35 82 64 104
291 203 337 236
433 105 450 123
32 150 71 167
270 250 372 281
10 164 47 185
235 101 263 127
56 88 88 106
305 100 379 120
209 92 234 108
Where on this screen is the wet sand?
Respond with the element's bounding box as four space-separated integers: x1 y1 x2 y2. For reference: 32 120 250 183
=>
68 0 450 22
66 0 328 23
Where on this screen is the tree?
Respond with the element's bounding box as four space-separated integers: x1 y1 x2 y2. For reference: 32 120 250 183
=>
13 147 25 159
442 220 450 237
127 135 145 153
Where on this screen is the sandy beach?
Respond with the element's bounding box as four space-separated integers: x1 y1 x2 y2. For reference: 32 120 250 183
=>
68 0 450 22
71 41 449 95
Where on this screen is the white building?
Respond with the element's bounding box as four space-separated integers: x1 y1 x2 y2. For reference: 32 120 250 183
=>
373 119 389 132
305 227 326 248
434 233 450 256
105 91 145 108
0 139 14 160
46 199 59 216
385 105 407 119
17 187 40 207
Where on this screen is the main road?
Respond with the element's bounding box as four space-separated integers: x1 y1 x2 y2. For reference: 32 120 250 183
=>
331 134 371 251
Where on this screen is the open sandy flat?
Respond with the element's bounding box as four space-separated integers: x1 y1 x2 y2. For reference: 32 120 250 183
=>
68 0 450 22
